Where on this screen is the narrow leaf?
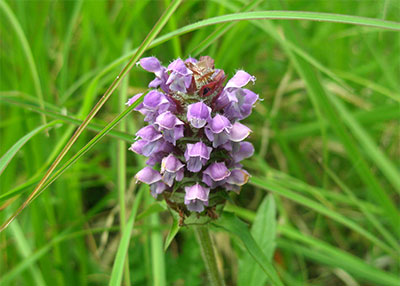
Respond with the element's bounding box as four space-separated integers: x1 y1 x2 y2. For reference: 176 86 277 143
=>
238 195 277 286
213 212 284 286
0 121 60 175
109 185 145 286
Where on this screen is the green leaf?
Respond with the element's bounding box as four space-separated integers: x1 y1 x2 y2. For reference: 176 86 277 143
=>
0 0 47 127
327 93 400 194
226 204 399 286
137 202 167 222
109 185 145 286
264 15 399 234
279 226 400 286
164 209 181 251
0 121 60 176
213 212 284 286
250 177 396 255
238 195 277 286
8 220 46 286
151 212 167 286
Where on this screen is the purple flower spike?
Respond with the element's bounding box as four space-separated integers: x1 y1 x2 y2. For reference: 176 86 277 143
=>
202 162 231 188
225 70 256 89
135 167 167 198
205 114 232 147
155 111 184 145
129 56 257 217
161 154 185 187
184 142 212 172
229 122 251 142
184 183 210 213
187 102 212 128
166 58 193 93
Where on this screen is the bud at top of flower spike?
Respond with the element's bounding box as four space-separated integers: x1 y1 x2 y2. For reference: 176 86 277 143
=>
128 56 258 225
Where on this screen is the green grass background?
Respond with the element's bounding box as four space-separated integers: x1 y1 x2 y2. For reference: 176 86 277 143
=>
0 0 399 285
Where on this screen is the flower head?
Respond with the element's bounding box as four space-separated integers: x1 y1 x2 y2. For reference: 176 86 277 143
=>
129 56 258 223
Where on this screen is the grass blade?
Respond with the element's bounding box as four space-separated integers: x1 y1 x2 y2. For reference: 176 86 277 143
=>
213 212 284 286
164 209 180 251
238 195 277 286
150 213 166 286
109 185 145 286
0 121 60 175
327 93 400 194
279 226 400 286
250 177 396 255
0 0 47 128
8 220 47 286
266 16 399 234
0 0 183 232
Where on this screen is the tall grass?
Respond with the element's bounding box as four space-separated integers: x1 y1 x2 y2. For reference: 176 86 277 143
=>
1 0 399 285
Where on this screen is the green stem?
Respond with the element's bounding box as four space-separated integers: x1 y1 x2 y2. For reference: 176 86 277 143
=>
194 225 225 286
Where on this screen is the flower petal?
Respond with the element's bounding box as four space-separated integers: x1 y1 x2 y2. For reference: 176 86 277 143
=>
207 114 231 134
203 162 231 181
187 142 212 160
139 57 162 74
184 183 210 202
136 125 162 142
135 167 161 184
161 154 184 173
126 93 143 106
187 102 211 128
233 142 254 162
155 111 183 130
227 169 250 186
225 70 256 89
229 122 251 142
150 181 167 198
129 139 147 155
143 90 169 109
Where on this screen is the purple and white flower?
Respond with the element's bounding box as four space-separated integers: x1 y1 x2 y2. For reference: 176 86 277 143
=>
138 57 170 93
134 90 171 122
187 102 211 128
204 114 232 147
166 58 193 93
135 167 167 198
155 111 184 145
161 154 185 187
202 162 231 189
184 142 212 172
225 168 250 193
132 125 165 157
184 183 210 212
